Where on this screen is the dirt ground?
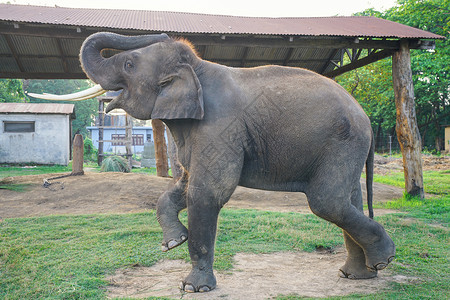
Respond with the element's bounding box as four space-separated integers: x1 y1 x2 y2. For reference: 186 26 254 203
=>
1 154 448 299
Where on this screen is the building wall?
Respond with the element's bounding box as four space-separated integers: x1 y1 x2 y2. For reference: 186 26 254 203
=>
0 113 71 165
87 127 155 154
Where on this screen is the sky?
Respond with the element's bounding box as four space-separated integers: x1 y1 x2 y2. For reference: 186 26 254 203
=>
7 0 399 17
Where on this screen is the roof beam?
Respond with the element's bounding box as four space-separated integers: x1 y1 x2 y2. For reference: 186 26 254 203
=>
324 49 395 78
55 38 70 74
0 71 86 79
240 47 250 67
283 48 295 66
3 34 25 72
319 49 340 74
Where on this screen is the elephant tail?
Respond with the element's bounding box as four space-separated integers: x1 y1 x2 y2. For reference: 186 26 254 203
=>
366 135 374 219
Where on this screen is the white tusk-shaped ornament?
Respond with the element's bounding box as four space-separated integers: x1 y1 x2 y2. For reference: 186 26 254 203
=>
27 84 106 101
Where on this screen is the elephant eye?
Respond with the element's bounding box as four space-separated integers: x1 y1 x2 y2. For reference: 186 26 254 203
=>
124 60 134 70
159 77 173 87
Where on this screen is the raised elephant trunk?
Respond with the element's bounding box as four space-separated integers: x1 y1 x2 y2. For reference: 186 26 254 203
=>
80 32 170 90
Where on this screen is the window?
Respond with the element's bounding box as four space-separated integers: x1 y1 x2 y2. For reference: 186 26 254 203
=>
111 134 126 146
4 121 35 133
111 134 144 146
133 134 144 146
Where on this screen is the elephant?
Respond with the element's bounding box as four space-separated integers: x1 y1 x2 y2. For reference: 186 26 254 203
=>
76 32 396 292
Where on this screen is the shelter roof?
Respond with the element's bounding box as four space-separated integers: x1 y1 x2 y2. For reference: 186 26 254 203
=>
0 4 442 39
0 4 445 80
0 103 75 115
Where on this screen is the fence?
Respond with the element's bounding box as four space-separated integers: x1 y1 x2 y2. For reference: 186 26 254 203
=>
375 135 400 154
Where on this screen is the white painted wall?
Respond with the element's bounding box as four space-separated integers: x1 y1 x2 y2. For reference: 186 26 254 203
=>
0 113 71 165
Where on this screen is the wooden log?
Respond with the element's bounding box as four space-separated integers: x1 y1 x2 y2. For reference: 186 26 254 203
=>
97 101 104 166
392 40 424 199
167 128 183 181
71 134 84 176
125 114 133 169
152 119 169 177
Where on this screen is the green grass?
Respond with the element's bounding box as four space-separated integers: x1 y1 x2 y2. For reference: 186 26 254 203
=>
373 170 450 196
0 211 343 299
0 164 72 179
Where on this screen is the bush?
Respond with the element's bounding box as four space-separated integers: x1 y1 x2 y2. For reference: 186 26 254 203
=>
100 156 130 173
83 137 98 162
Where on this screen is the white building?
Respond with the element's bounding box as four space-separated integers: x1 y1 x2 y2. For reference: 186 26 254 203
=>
0 103 75 165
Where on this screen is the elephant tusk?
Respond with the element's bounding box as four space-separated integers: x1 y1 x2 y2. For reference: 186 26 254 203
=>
27 84 106 101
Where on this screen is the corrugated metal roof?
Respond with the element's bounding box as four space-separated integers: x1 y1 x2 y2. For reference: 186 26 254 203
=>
0 4 444 39
0 103 75 114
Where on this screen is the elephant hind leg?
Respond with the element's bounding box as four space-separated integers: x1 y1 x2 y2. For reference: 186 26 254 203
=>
306 175 395 274
157 174 188 252
339 185 377 279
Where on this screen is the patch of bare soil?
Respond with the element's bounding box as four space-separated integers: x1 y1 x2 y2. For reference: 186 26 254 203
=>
0 172 402 219
107 250 419 299
374 154 450 175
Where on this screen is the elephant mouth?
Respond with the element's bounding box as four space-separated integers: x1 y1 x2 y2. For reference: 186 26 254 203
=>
27 84 107 101
104 89 126 114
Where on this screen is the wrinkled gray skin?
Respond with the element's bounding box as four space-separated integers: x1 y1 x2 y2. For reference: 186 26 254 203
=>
80 32 395 293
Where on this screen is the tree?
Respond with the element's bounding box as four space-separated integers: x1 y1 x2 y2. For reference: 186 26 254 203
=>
337 54 397 151
0 79 27 102
24 79 98 137
341 0 449 151
386 0 450 151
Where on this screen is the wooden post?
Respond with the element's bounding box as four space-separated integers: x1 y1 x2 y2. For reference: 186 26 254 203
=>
71 134 84 175
125 114 133 169
392 40 424 199
167 128 183 181
151 119 169 177
97 100 104 166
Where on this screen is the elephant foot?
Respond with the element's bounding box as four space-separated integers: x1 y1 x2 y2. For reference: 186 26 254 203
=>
180 269 216 293
161 226 188 252
365 235 396 271
366 255 395 271
339 262 377 279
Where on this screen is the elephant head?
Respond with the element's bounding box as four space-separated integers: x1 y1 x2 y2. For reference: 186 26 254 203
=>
79 32 204 120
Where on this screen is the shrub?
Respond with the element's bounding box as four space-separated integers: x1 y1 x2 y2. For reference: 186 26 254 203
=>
100 156 130 173
83 137 98 162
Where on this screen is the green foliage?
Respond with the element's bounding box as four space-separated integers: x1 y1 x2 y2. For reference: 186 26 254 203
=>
83 137 98 162
100 156 131 173
343 0 450 151
24 79 98 138
0 79 27 102
337 54 396 135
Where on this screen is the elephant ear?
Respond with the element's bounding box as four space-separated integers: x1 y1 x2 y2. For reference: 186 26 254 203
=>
151 64 204 120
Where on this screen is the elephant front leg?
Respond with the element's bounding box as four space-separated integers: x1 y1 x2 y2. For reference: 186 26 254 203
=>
156 174 188 252
340 231 377 279
181 186 222 293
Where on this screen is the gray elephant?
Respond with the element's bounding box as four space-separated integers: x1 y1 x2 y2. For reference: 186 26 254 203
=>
77 32 395 292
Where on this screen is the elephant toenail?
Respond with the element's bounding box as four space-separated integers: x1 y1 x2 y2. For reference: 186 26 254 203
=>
376 263 387 270
388 256 395 263
181 235 187 241
199 286 211 292
161 245 169 252
184 284 195 293
339 270 346 278
168 240 178 249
